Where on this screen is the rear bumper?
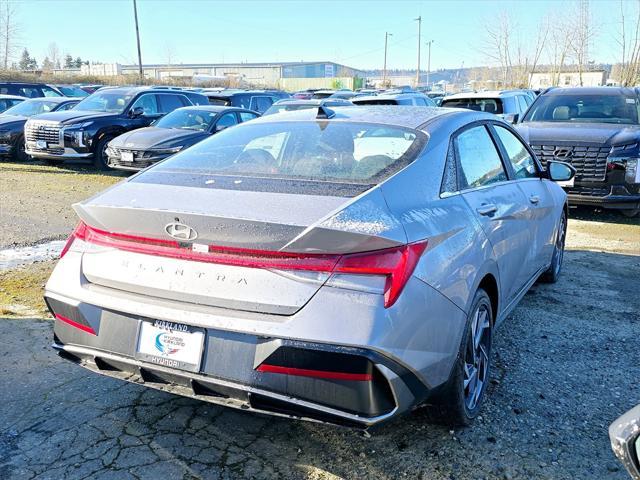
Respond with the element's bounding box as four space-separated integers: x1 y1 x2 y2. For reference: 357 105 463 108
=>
47 296 428 428
44 250 467 426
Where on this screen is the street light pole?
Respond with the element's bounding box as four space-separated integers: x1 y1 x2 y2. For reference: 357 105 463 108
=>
425 40 434 89
383 32 392 87
414 16 421 87
132 0 143 82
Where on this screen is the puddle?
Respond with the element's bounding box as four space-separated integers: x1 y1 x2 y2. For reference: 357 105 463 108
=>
0 240 65 271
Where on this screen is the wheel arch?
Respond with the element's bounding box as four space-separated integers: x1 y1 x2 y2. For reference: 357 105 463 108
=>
477 273 499 326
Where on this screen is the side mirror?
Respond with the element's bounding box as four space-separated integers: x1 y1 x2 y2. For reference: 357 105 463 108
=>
215 124 228 132
129 106 144 118
609 405 640 479
503 113 519 124
546 160 576 184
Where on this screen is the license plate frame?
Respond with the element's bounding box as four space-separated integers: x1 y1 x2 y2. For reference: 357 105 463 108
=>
135 320 205 372
121 151 134 162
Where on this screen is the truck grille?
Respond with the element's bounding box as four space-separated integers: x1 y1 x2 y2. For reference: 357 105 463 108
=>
530 144 609 181
25 121 62 145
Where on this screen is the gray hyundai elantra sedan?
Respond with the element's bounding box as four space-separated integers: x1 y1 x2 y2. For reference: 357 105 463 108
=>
44 106 575 428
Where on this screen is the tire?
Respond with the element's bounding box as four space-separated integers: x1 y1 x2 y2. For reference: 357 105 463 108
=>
621 209 639 218
540 210 567 283
92 136 113 170
13 134 29 162
426 288 493 426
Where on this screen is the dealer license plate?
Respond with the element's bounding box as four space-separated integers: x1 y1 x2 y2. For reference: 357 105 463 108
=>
135 320 204 372
36 140 47 149
121 151 134 162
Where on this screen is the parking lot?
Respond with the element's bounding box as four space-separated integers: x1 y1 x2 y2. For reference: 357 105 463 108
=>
0 161 638 479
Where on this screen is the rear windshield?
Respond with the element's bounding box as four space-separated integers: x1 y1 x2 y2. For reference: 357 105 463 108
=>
441 98 504 114
207 97 232 106
354 99 401 106
522 93 640 124
140 121 426 189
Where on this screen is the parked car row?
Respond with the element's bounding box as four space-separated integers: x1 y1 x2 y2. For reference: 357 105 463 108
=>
1 81 637 216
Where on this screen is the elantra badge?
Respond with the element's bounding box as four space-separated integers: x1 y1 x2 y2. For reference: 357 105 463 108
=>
165 222 197 241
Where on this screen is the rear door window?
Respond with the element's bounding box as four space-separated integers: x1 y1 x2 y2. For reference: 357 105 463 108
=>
157 94 187 113
251 96 274 113
455 125 508 189
18 87 40 98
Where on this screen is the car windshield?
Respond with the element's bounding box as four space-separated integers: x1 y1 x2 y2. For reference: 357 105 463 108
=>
143 121 426 186
441 98 504 114
73 91 134 113
522 93 640 124
4 99 61 117
57 86 89 97
155 109 218 131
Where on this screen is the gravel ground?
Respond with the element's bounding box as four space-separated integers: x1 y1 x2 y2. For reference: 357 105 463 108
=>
0 161 125 249
0 162 639 479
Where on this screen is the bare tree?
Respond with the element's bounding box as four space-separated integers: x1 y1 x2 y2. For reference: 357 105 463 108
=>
0 1 20 70
570 0 595 85
481 10 549 88
616 0 640 86
46 42 61 70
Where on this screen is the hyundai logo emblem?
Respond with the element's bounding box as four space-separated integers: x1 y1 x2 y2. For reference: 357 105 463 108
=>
164 222 197 241
553 147 573 160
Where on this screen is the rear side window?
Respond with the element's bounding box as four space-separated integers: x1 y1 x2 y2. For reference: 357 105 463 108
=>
516 95 529 113
146 121 427 186
251 96 274 113
18 87 40 98
157 94 187 113
493 126 538 179
455 125 507 189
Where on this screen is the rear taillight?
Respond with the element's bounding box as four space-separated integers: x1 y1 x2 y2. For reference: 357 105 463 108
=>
59 222 88 258
70 221 427 308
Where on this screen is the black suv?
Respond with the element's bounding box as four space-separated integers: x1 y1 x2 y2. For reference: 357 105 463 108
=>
202 90 289 114
517 87 640 217
0 82 63 98
25 87 208 168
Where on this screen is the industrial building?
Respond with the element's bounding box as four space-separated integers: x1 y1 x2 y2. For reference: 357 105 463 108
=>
56 61 365 90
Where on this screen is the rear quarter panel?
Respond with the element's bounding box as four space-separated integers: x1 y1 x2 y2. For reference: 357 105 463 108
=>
380 117 500 316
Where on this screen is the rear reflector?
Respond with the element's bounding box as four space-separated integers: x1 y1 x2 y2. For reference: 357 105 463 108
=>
54 313 96 335
257 364 372 381
63 221 427 308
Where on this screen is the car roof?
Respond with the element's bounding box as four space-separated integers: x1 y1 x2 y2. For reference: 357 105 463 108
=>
0 94 26 100
23 96 82 104
173 105 255 113
203 90 280 98
246 105 475 129
541 86 640 96
443 90 523 100
352 92 427 102
95 86 190 95
273 99 350 106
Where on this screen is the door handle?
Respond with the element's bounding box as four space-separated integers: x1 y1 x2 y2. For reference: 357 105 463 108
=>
476 204 498 216
529 195 540 205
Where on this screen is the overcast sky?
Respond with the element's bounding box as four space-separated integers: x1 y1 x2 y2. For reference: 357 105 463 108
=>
21 0 634 70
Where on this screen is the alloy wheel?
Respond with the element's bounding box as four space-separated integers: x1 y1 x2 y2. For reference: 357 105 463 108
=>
554 213 566 276
463 303 491 412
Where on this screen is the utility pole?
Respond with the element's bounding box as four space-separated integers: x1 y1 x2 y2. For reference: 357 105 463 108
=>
383 32 392 87
414 16 421 87
132 0 143 82
425 40 434 89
